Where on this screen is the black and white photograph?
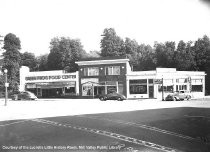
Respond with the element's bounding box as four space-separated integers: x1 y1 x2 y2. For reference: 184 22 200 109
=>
0 0 210 151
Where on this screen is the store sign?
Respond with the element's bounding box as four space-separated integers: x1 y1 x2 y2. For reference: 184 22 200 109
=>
154 79 163 84
25 75 76 81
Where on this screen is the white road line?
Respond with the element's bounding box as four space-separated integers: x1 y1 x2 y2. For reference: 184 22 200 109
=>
0 120 29 127
31 118 180 152
76 115 195 140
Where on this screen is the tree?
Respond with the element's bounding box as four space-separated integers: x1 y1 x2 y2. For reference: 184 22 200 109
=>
36 54 48 71
21 52 37 71
193 35 210 71
2 33 21 91
100 28 125 57
86 50 101 58
47 37 85 72
154 42 168 67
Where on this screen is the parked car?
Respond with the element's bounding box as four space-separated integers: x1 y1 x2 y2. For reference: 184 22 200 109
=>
165 94 180 101
173 90 191 100
99 92 126 101
12 91 38 100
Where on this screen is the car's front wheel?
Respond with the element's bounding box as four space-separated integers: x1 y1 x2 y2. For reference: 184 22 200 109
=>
117 97 122 101
99 97 106 101
187 95 191 100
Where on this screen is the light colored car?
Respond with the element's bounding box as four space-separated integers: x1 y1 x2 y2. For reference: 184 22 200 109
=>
173 90 191 100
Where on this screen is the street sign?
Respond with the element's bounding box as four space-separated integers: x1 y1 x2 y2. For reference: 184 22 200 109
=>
154 79 163 84
5 83 9 87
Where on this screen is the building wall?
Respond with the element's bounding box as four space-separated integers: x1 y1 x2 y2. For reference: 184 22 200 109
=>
19 66 79 97
78 63 127 97
127 68 206 99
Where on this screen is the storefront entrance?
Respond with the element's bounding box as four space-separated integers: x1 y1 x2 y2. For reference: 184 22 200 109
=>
42 88 63 98
149 86 154 98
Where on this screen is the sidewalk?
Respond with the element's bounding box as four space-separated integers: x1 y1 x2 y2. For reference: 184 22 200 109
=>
0 98 210 122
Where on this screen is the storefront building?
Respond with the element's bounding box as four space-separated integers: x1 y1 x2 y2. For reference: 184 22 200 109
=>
126 68 206 99
75 57 130 98
19 66 79 98
76 57 206 99
19 57 206 99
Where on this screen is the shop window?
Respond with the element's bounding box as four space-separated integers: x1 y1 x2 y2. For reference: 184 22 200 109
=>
65 87 75 93
176 85 187 91
82 85 93 96
105 66 120 75
84 67 99 76
130 85 147 94
149 79 153 84
129 79 147 94
192 85 202 92
158 85 173 92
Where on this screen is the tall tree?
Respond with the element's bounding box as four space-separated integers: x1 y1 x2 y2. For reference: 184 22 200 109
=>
47 37 85 72
36 54 48 71
154 42 167 67
21 52 37 71
193 35 210 71
100 28 125 57
2 33 21 91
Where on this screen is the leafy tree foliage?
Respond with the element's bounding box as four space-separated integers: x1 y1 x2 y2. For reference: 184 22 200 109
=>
47 37 85 72
21 52 38 71
2 33 21 91
193 35 210 71
100 28 125 57
36 54 48 71
154 41 176 68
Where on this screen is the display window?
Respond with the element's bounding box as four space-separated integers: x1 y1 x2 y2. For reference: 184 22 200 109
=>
129 79 147 94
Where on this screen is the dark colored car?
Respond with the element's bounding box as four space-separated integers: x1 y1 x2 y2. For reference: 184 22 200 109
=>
99 92 126 101
12 91 38 100
165 94 180 101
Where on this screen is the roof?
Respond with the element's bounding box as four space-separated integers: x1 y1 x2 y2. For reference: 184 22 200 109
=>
76 56 130 66
78 56 128 61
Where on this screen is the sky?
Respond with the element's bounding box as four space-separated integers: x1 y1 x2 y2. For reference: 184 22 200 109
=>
0 0 210 56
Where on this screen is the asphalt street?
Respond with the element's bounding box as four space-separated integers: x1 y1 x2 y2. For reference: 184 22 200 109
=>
0 98 210 152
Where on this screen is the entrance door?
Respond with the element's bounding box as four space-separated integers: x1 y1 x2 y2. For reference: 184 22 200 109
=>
149 86 154 98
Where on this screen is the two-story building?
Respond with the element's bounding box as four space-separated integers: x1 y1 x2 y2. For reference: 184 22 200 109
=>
75 57 130 98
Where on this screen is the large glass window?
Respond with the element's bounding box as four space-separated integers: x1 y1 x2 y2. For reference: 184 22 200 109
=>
84 67 99 76
129 79 147 94
105 66 120 75
192 85 202 92
159 85 173 92
176 85 187 91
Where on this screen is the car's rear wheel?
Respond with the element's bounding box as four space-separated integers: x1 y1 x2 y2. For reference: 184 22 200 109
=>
187 95 191 100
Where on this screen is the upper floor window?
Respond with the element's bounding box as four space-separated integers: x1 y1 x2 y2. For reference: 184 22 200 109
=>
84 67 99 76
105 66 120 75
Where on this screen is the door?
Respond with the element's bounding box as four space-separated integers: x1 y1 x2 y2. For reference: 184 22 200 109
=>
149 86 154 98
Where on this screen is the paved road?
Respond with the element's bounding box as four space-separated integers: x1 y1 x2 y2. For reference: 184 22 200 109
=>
0 98 210 152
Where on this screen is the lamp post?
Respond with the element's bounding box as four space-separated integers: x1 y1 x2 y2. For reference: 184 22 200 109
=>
4 69 8 106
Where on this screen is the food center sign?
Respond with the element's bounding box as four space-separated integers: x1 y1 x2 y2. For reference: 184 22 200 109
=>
25 75 76 81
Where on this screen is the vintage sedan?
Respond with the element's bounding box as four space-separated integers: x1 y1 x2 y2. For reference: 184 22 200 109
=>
99 92 126 101
165 94 180 101
12 91 38 100
174 90 192 100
